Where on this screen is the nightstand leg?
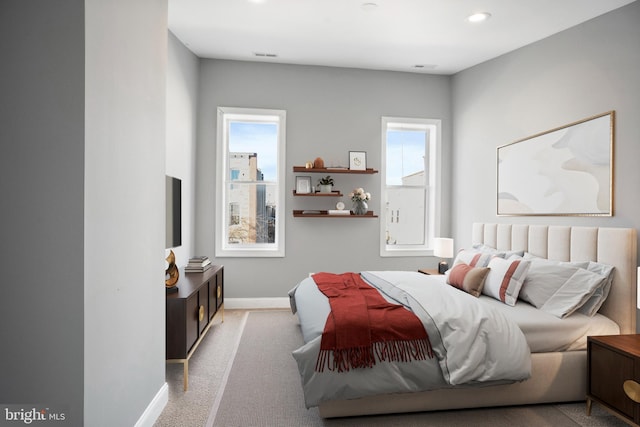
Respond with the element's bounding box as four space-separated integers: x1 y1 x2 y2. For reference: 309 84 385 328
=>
586 398 592 416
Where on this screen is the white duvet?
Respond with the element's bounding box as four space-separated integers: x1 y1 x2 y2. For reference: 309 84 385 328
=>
291 271 531 407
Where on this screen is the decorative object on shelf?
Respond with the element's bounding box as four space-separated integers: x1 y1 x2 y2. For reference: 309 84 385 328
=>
305 161 313 169
314 157 325 169
165 250 179 290
353 201 368 215
350 187 371 215
318 175 334 193
185 255 212 273
349 151 367 171
295 176 312 194
328 201 349 215
433 237 454 274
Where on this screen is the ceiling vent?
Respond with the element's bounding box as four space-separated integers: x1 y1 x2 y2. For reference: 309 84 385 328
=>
413 64 437 70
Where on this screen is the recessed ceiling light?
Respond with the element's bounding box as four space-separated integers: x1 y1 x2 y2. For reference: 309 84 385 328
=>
248 0 267 4
361 2 378 11
467 12 491 23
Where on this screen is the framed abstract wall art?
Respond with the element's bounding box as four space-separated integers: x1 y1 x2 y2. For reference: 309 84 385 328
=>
497 111 614 216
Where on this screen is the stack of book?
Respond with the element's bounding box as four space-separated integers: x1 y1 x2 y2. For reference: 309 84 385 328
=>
185 256 212 273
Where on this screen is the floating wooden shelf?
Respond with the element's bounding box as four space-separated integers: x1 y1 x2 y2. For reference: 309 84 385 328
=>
293 190 343 197
293 210 377 218
293 166 378 174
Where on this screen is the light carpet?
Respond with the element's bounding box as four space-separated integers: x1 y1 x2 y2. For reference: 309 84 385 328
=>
156 310 627 427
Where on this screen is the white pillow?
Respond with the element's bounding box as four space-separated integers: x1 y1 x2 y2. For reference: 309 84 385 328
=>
472 244 525 258
452 249 494 268
483 257 531 306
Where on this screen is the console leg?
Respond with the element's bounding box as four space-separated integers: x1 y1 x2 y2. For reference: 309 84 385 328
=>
183 359 188 391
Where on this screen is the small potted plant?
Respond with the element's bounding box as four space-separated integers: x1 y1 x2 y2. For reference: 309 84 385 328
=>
318 176 334 193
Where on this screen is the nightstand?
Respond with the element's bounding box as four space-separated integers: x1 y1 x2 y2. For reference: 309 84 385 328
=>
587 335 640 426
418 268 442 275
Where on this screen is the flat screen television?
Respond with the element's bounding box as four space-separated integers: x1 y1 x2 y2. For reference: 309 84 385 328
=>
166 175 182 248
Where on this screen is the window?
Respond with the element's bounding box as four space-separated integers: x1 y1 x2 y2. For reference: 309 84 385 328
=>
380 117 441 257
216 107 286 257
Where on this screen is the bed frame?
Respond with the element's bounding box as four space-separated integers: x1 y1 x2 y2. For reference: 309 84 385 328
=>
319 223 637 418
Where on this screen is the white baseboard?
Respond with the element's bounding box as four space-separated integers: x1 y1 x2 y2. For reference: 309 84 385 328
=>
135 382 168 427
224 297 290 310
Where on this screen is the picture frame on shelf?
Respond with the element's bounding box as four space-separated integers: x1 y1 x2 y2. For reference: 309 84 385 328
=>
349 151 367 171
295 176 312 194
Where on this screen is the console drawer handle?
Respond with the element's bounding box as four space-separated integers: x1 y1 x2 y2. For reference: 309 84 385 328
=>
199 305 205 322
624 380 640 403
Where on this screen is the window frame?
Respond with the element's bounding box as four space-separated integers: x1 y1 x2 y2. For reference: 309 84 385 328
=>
380 117 442 257
215 107 286 257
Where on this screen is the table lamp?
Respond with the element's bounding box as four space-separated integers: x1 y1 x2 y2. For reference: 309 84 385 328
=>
434 237 454 274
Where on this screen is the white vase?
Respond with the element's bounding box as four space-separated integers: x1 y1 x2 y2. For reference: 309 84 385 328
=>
319 184 332 193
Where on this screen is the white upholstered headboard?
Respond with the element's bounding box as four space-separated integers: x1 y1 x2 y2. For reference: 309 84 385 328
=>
472 223 637 334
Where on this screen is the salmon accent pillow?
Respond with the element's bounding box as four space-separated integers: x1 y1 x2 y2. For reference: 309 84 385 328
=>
446 263 490 297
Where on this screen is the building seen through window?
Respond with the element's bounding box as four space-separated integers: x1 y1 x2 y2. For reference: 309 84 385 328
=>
227 152 275 244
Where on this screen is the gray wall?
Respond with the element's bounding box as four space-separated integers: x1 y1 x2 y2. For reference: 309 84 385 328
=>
196 61 452 298
0 1 168 426
0 0 85 419
451 1 640 257
167 31 200 268
84 1 168 425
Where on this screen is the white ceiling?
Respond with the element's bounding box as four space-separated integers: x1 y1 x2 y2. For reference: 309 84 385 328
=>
168 0 635 75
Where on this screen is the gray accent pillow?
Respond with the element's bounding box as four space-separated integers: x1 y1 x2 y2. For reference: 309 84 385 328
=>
519 254 612 318
518 257 588 308
540 268 608 318
576 262 615 316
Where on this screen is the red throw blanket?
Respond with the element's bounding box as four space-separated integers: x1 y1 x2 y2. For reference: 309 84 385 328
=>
313 272 433 372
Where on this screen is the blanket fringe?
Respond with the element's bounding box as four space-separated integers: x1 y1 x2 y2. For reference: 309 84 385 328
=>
316 339 434 372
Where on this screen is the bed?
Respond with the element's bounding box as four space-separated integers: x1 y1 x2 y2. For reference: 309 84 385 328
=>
289 223 637 418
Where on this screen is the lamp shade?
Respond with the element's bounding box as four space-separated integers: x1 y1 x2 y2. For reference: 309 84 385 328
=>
433 237 454 258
